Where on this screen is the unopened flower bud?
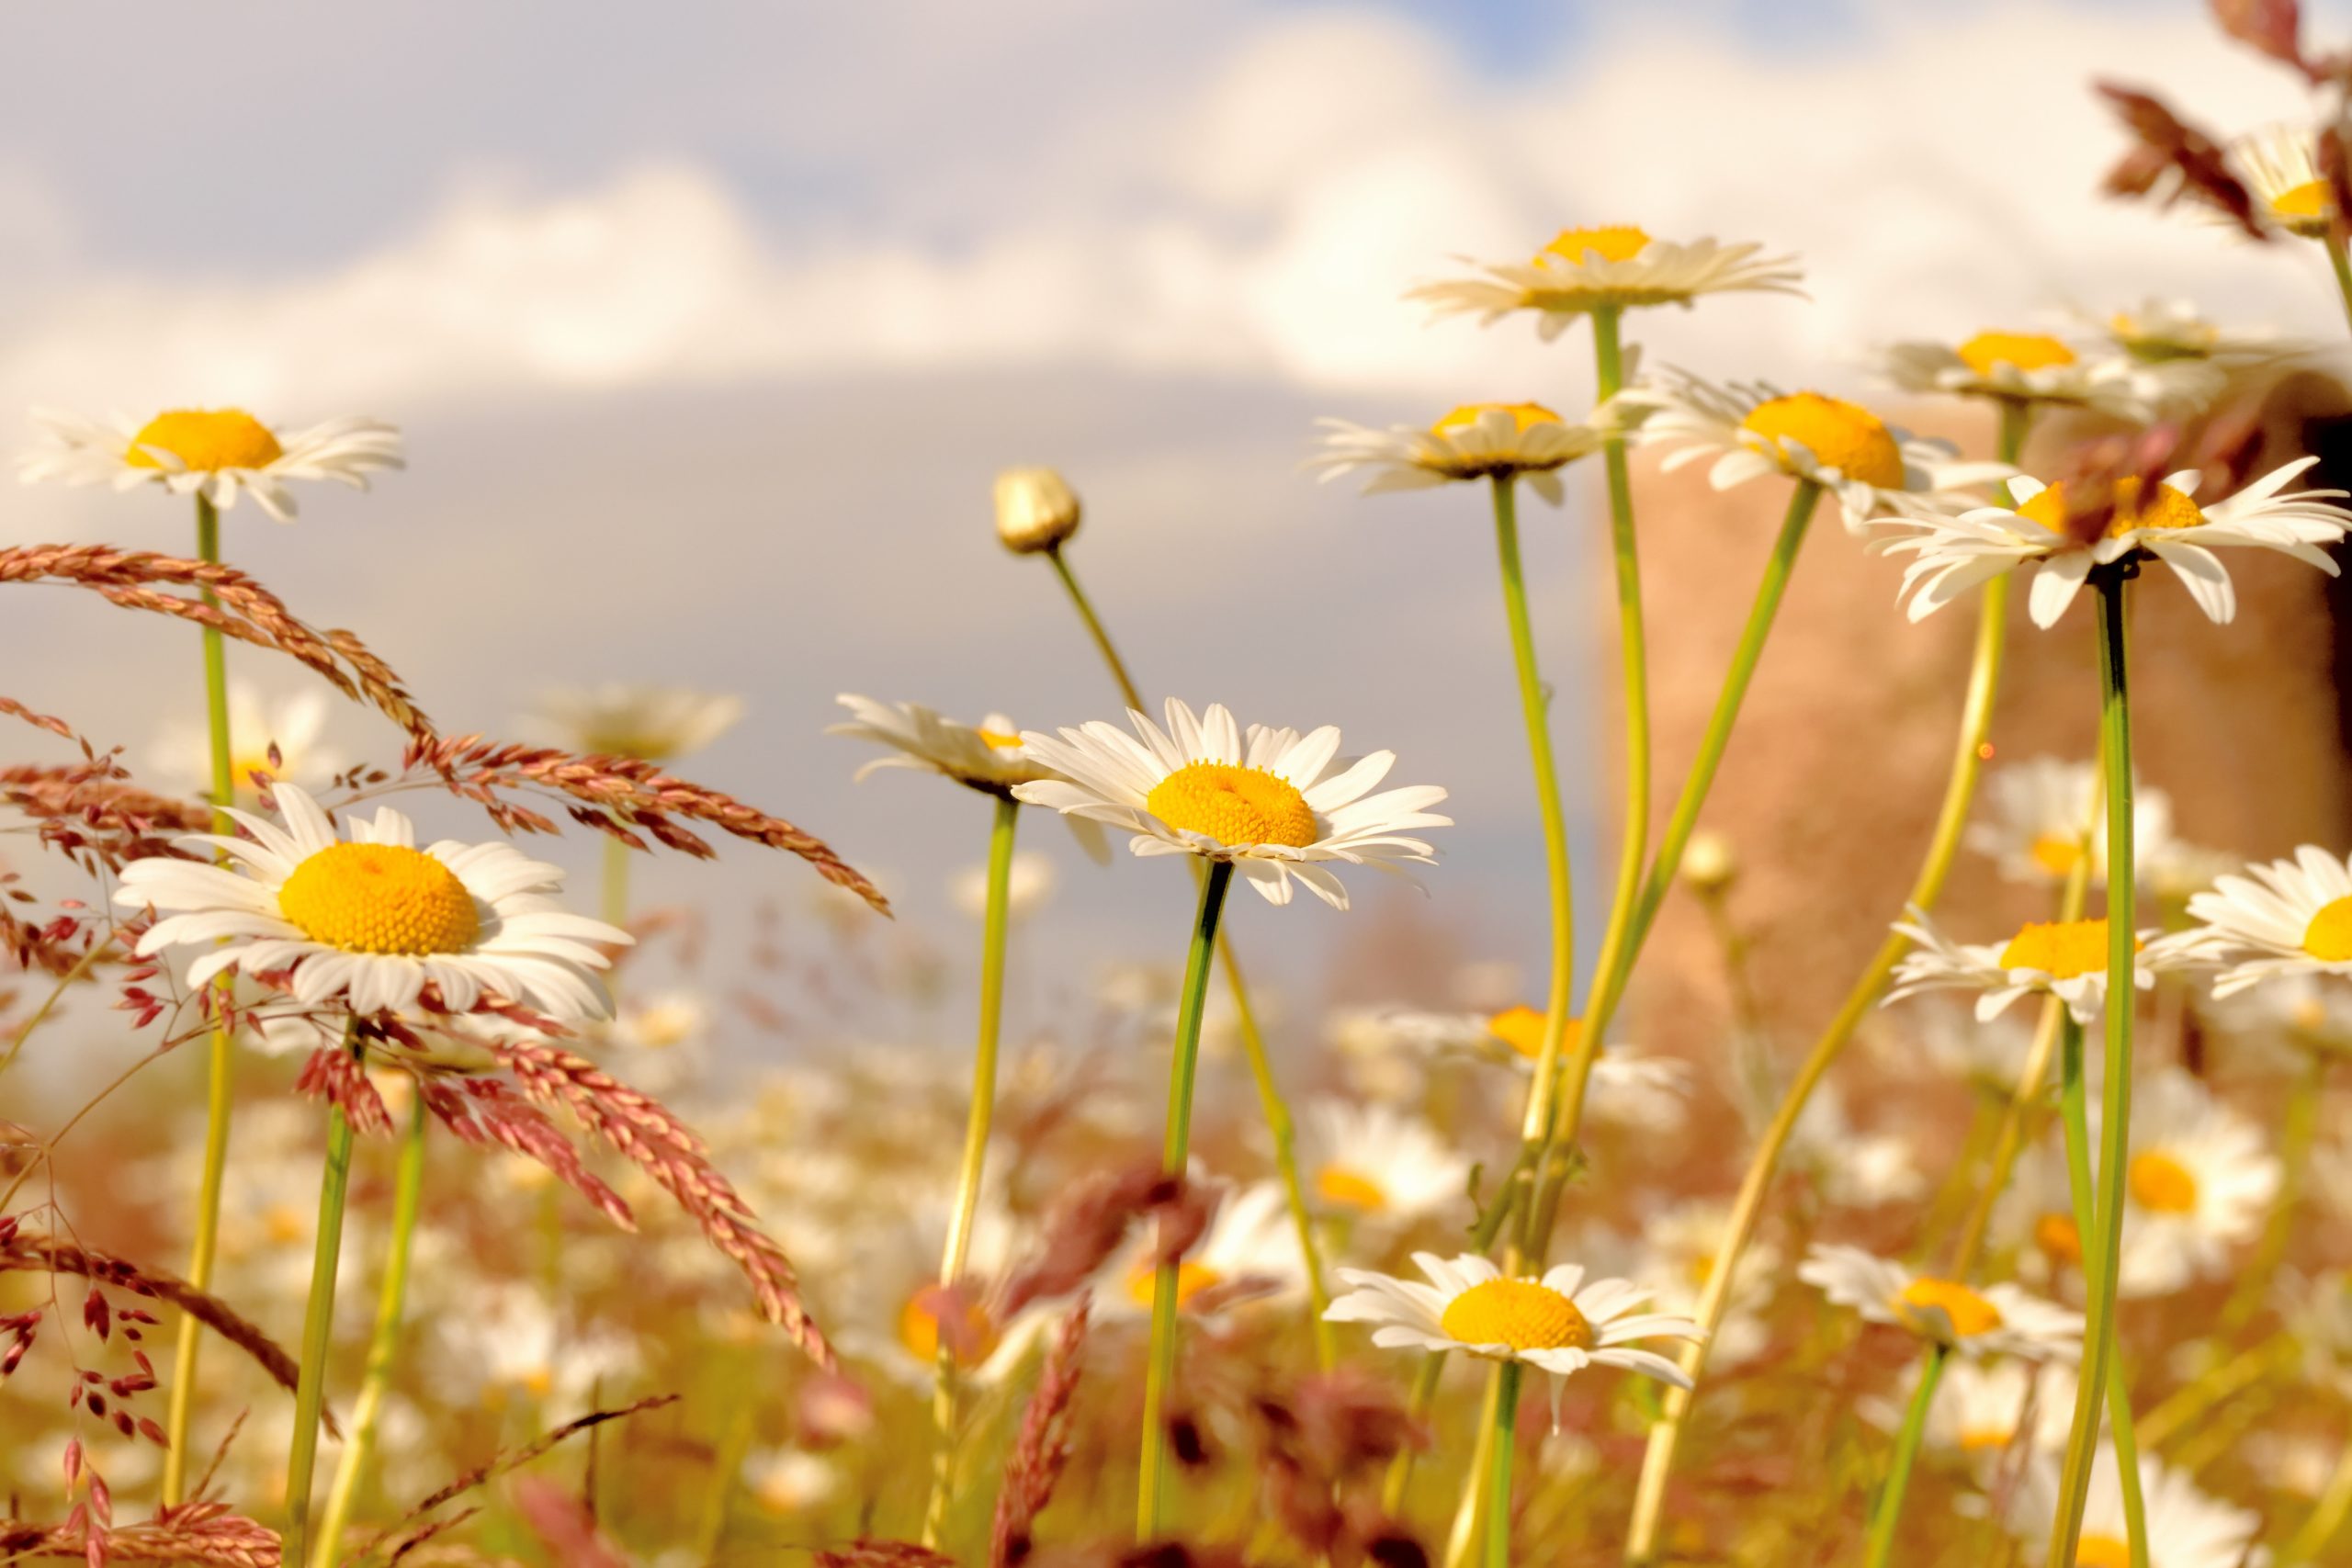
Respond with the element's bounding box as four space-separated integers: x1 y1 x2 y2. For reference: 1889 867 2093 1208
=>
994 466 1081 554
1681 830 1737 895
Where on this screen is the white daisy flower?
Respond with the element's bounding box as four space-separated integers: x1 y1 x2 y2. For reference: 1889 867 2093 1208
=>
1888 908 2164 1026
1012 699 1449 910
1799 1244 2082 1360
1615 1199 1781 1368
2093 298 2289 367
1788 1079 1929 1207
2227 122 2336 241
2178 843 2352 997
1311 401 1612 506
1991 1135 2094 1295
834 1186 1054 1390
1875 333 2157 419
2011 1447 2264 1568
439 1283 639 1415
1327 1252 1704 1407
1964 757 2177 890
114 784 630 1020
603 987 711 1094
1408 225 1803 337
2098 1068 2278 1297
19 407 401 523
1620 372 2011 532
2199 970 2352 1066
1484 1005 1691 1130
1873 458 2352 627
831 694 1055 795
528 683 744 761
1914 1358 2075 1461
1874 998 2035 1098
952 849 1057 921
1300 1100 1471 1227
147 682 345 805
743 1448 841 1516
1096 1181 1309 1323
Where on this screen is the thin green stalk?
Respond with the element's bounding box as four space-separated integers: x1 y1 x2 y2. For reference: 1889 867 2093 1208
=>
2137 1335 2293 1450
1041 544 1333 1365
1863 1345 1949 1568
164 491 240 1506
923 793 1020 1546
2327 233 2352 341
2219 1051 2325 1337
1623 572 2009 1564
2282 1431 2352 1566
2050 570 2138 1568
2057 1014 2149 1568
313 1089 428 1567
284 1026 363 1568
1482 1362 1524 1568
601 834 631 932
1136 858 1235 1541
1442 1365 1504 1568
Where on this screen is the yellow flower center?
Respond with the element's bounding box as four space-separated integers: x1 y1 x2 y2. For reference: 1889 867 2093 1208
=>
1956 332 2077 377
2075 1533 2132 1568
1894 1277 2004 1339
1487 1005 1583 1061
1959 1423 2016 1453
1145 761 1317 849
1539 225 1651 265
2302 896 2352 961
2017 476 2206 540
123 409 285 473
1125 1261 1225 1310
896 1288 999 1367
2035 1210 2084 1265
1316 1164 1389 1212
1439 1278 1595 1351
1998 919 2121 981
630 1001 699 1049
2030 832 2085 878
2273 178 2334 226
1738 391 1905 490
264 1202 309 1247
977 729 1024 750
2129 1150 2199 1214
277 842 482 956
1432 401 1563 439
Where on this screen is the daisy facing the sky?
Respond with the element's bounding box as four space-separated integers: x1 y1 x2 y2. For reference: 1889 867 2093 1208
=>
1872 458 2352 627
19 407 403 523
116 784 630 1020
1311 401 1611 505
1406 225 1803 336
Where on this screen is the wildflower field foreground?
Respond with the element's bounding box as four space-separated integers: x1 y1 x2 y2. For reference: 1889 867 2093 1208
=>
17 6 2352 1567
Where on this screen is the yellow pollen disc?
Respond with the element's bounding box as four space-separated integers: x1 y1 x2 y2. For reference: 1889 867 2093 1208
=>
277 842 481 956
123 409 285 472
1487 1005 1583 1061
1686 1253 1717 1288
264 1203 309 1247
1894 1277 2004 1338
2273 178 2334 226
2030 832 2085 878
1956 332 2077 377
977 729 1023 750
2302 895 2352 961
2018 476 2205 540
1738 391 1905 490
2295 997 2332 1032
1539 225 1651 265
2034 1210 2083 1265
1432 401 1563 439
1959 1424 2015 1453
897 1289 998 1367
2129 1150 2199 1214
2075 1533 2132 1568
1316 1164 1389 1212
1125 1261 1224 1310
1440 1278 1594 1351
1145 761 1317 849
1998 919 2124 981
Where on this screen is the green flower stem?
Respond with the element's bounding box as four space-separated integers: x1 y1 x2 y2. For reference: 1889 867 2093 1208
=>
312 1087 428 1568
2327 233 2352 342
2057 1013 2150 1568
2219 1049 2326 1337
2136 1334 2293 1451
601 834 631 932
2282 1430 2352 1566
163 491 240 1506
1623 572 2009 1565
1041 545 1335 1367
1441 1365 1506 1568
1136 857 1235 1542
1862 1343 1948 1568
284 1025 363 1568
923 793 1020 1547
1482 1361 1524 1568
2050 570 2139 1568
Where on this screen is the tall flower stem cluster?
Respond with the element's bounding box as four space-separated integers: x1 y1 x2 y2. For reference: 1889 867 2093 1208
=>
282 1026 363 1568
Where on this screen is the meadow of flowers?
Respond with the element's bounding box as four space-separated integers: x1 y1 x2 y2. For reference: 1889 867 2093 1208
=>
16 6 2352 1568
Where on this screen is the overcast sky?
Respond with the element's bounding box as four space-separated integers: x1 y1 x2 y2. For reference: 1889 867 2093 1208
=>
3 0 2346 1046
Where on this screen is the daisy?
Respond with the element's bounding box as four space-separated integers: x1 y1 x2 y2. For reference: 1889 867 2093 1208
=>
2199 970 2352 1065
1407 226 1803 337
1964 757 2177 889
2177 843 2352 996
993 465 1082 555
2227 123 2336 241
1873 458 2352 627
1300 1100 1471 1226
1483 1005 1691 1130
833 1185 1053 1390
1991 1135 2094 1295
1097 1181 1310 1322
1876 333 2154 419
831 695 1059 796
2011 1448 2263 1568
1310 401 1611 505
147 682 345 804
1620 372 2011 531
114 784 630 1019
1787 1080 1929 1206
1875 998 2035 1098
743 1448 841 1516
1799 1244 2082 1360
1887 907 2163 1026
438 1283 639 1415
604 987 711 1095
2094 297 2288 367
19 407 401 523
1012 699 1449 909
1327 1253 1703 1410
2098 1068 2278 1296
952 849 1057 921
528 683 743 761
1914 1358 2075 1461
1616 1199 1781 1368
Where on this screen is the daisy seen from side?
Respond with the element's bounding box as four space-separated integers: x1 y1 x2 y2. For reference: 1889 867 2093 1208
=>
20 407 402 522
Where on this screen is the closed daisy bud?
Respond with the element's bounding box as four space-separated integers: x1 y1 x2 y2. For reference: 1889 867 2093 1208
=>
993 466 1081 554
1681 830 1737 895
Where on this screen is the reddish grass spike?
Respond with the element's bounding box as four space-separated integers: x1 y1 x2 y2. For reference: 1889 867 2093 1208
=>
814 1543 958 1568
2211 0 2311 73
508 1476 625 1568
991 1297 1091 1568
420 1079 634 1229
2094 82 2267 239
